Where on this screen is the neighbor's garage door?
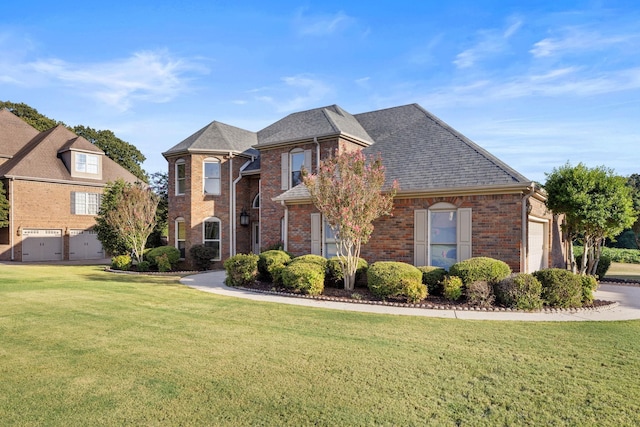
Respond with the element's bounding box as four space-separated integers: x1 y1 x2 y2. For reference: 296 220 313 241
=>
69 229 104 260
527 220 547 273
22 229 63 262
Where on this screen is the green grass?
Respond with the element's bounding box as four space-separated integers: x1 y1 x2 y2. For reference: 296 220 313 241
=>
1 265 640 426
606 262 640 281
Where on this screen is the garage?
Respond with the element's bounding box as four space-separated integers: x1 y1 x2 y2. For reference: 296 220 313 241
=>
69 229 104 260
21 229 63 262
527 220 548 273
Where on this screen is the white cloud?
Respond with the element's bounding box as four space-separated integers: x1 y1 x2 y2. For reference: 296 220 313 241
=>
453 17 522 69
530 27 638 58
256 75 332 112
294 9 354 36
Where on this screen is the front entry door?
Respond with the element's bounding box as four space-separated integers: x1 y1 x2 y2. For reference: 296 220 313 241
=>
252 222 260 254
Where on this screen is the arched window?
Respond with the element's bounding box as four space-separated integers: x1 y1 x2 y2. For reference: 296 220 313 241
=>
175 217 186 258
203 217 221 261
252 193 260 209
203 158 221 195
175 159 186 195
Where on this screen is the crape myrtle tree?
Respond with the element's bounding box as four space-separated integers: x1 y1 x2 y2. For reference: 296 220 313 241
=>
95 179 159 263
303 149 398 290
545 163 637 275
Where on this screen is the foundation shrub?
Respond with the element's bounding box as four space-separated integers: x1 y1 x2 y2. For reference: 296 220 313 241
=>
417 266 447 296
449 257 512 285
494 273 543 310
156 253 171 272
367 262 426 303
281 262 325 295
146 246 180 269
258 250 292 285
189 244 217 271
442 275 464 301
135 261 151 272
533 268 583 308
111 255 132 271
326 257 369 288
465 280 495 308
580 275 598 304
290 254 328 269
224 253 259 287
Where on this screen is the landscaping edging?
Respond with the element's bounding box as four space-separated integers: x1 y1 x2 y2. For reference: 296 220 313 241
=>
237 286 619 314
105 267 199 276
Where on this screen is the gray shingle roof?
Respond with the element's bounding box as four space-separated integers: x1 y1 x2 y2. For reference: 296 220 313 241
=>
256 105 373 147
356 104 530 191
163 121 258 157
0 109 40 159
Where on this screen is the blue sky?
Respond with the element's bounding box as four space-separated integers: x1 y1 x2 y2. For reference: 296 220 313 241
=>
1 1 638 182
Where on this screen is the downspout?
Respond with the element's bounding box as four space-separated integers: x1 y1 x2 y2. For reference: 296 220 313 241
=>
521 183 535 273
229 153 233 258
313 137 320 172
231 155 253 256
9 178 14 260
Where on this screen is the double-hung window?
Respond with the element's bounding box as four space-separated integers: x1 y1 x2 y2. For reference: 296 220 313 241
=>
76 153 99 174
175 159 186 195
72 192 101 215
176 218 186 258
203 217 221 261
203 159 220 195
290 149 305 188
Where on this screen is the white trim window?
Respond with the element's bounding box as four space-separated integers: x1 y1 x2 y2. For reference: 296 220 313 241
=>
203 158 221 195
414 204 472 268
281 148 312 190
175 159 186 195
323 219 338 258
290 148 305 188
176 217 186 259
203 217 221 261
252 193 260 209
429 209 458 269
76 153 99 174
71 192 101 215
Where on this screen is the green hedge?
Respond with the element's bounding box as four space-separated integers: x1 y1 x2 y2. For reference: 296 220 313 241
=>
189 244 217 271
574 253 612 279
111 255 132 271
580 275 598 304
574 246 640 265
449 257 511 285
146 246 181 269
417 266 447 296
367 262 426 303
281 262 325 295
258 250 292 284
533 269 583 308
290 254 328 268
224 254 259 287
442 276 463 301
494 273 543 310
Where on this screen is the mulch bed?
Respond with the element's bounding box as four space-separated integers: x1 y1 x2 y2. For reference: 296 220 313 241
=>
240 280 617 312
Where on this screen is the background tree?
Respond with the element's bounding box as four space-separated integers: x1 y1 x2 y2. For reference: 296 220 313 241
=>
303 150 398 290
146 172 169 247
1 100 147 181
94 180 131 256
545 163 637 275
100 181 158 263
627 173 640 248
0 182 10 228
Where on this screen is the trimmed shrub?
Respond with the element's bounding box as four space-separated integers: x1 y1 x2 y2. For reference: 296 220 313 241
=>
326 257 369 288
449 257 512 285
290 254 328 268
495 273 543 310
224 253 259 287
580 275 598 304
156 253 171 272
189 244 216 271
111 255 132 271
136 261 151 272
146 246 181 269
281 261 325 295
417 266 447 296
258 250 292 284
465 280 495 308
442 275 463 301
367 261 426 303
575 253 612 279
533 269 583 308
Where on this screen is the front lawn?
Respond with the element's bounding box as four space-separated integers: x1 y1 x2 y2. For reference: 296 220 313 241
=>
1 264 639 425
606 262 640 281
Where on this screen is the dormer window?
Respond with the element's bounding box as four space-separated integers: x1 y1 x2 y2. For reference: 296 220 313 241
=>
76 153 99 174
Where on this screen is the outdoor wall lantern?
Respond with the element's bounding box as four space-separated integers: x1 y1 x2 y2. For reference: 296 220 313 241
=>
240 209 250 226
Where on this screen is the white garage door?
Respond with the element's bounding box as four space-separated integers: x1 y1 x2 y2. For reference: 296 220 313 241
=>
22 229 63 262
69 229 104 260
527 220 547 273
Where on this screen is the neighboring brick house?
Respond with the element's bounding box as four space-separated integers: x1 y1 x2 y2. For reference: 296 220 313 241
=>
163 103 565 272
0 109 140 262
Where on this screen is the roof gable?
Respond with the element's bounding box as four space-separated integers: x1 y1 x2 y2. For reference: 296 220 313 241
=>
0 109 40 159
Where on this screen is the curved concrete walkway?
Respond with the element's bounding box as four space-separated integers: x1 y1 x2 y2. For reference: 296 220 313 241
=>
181 270 640 321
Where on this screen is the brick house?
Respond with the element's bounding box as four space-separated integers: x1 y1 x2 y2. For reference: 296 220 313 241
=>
163 104 565 273
0 109 140 261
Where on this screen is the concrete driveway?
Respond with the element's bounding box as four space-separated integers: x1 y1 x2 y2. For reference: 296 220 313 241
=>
181 270 640 322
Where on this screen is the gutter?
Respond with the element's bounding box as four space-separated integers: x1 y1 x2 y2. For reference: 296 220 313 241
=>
521 183 536 273
281 200 288 252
